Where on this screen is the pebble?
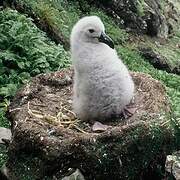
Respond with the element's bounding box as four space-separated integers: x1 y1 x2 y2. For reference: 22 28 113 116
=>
0 127 11 144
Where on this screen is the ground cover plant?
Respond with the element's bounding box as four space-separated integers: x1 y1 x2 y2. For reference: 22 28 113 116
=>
0 8 70 122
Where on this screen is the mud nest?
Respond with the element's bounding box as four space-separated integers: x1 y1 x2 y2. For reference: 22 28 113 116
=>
7 68 174 179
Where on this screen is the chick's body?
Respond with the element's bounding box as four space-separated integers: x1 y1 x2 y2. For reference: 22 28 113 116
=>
71 16 134 121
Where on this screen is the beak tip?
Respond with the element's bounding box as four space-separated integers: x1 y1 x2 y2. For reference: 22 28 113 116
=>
110 44 115 49
99 32 114 49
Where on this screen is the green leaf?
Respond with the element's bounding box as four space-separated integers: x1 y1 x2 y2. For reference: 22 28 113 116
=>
0 84 18 97
19 72 31 83
17 61 25 69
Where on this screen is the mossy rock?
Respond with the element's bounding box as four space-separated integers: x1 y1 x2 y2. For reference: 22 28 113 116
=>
139 46 180 75
7 68 177 179
82 0 180 39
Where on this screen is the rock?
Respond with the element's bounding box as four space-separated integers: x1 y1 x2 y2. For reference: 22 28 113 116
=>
165 151 180 180
82 0 147 33
82 0 180 38
139 47 180 75
6 68 176 179
62 169 85 180
164 0 180 34
92 122 111 132
141 0 168 38
0 127 11 144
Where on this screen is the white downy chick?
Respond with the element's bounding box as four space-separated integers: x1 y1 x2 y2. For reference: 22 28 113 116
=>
71 16 134 122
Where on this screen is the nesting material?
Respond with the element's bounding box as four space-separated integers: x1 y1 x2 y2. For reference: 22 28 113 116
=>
7 68 171 179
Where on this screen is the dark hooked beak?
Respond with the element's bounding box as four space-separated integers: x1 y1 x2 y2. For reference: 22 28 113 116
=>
98 32 114 49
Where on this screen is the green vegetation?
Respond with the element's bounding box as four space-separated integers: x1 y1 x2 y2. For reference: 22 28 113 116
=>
0 9 70 99
117 46 180 118
0 145 8 167
0 7 70 126
137 0 145 17
89 7 129 45
0 8 70 166
142 0 180 70
12 154 43 180
138 35 180 70
0 0 179 178
17 0 81 41
16 0 129 45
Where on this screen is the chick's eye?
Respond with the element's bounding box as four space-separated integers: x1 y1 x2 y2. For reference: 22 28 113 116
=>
89 29 95 33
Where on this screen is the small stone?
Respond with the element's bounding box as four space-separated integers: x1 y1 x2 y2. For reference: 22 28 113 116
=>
165 151 180 180
92 121 111 132
61 169 85 180
0 127 11 144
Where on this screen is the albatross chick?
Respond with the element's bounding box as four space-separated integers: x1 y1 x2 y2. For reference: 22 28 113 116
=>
70 16 135 122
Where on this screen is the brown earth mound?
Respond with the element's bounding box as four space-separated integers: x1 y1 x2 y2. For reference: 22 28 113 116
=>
7 68 174 179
